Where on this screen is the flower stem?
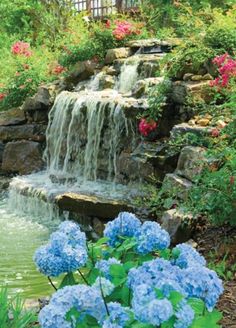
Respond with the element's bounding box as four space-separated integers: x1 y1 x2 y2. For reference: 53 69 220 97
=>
47 276 57 291
78 269 89 285
99 277 110 316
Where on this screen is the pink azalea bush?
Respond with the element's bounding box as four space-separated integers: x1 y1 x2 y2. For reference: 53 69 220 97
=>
11 41 32 57
139 118 158 137
210 53 236 89
105 20 141 41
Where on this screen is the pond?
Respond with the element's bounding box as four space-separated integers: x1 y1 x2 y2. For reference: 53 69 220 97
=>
0 197 60 299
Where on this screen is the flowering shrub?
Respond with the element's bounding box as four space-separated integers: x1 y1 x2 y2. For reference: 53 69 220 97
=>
35 212 223 328
112 20 140 41
11 41 32 57
139 118 158 137
210 53 236 89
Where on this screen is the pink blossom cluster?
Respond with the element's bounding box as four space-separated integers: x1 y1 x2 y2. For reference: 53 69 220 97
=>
139 118 158 137
210 53 236 88
11 41 32 57
112 20 140 40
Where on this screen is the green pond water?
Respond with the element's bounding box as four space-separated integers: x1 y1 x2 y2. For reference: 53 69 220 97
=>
0 198 60 299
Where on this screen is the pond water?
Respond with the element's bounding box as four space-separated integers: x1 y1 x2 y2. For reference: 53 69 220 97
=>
0 197 60 299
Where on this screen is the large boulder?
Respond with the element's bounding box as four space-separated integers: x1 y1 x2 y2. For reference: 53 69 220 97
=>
56 192 133 219
176 146 206 181
162 173 193 200
105 48 132 64
2 141 44 175
64 60 98 86
0 108 26 126
171 81 211 104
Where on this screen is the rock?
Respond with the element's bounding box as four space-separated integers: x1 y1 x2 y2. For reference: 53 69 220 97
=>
93 217 105 236
64 60 97 86
216 120 227 129
197 118 210 126
0 108 26 126
202 73 213 80
132 77 163 98
191 75 203 81
170 123 211 139
56 193 134 219
162 173 193 200
0 142 5 163
99 74 115 89
183 73 194 81
171 81 211 104
0 176 11 190
175 146 206 181
105 48 132 64
161 209 193 244
126 38 180 50
2 141 44 175
22 87 51 112
0 124 47 142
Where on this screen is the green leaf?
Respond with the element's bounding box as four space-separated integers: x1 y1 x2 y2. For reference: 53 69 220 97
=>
87 268 100 285
187 298 205 315
160 249 171 260
60 272 77 289
161 316 176 328
123 261 138 272
109 264 126 278
168 291 183 308
131 323 154 328
94 237 109 246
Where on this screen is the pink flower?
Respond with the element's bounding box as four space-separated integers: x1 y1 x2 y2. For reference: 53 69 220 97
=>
112 20 140 40
211 128 220 137
210 54 236 89
11 41 32 57
105 20 111 29
139 118 158 137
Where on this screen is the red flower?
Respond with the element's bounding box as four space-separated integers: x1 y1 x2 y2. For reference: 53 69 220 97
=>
0 93 6 101
105 20 111 29
230 176 235 185
53 64 66 75
139 118 158 137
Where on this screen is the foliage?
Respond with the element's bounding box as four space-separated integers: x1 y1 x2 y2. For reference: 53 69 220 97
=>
0 288 37 328
35 214 223 328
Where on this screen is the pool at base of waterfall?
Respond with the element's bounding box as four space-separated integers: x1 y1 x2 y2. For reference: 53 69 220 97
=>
0 197 61 299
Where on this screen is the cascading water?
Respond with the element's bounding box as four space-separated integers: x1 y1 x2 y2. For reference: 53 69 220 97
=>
1 56 142 298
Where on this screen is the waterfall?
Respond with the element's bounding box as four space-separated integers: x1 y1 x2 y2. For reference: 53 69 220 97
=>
44 90 134 183
117 60 139 93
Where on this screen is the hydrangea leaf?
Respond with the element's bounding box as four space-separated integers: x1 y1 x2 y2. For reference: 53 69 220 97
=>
87 268 100 285
94 237 109 246
187 298 205 316
161 316 176 328
59 272 76 289
191 309 223 328
160 249 171 260
131 323 154 328
168 291 184 308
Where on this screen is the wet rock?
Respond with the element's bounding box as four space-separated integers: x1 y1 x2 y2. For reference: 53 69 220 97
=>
56 193 134 219
175 146 206 181
105 48 132 64
202 73 213 80
0 176 11 190
2 141 44 175
132 77 164 98
22 87 51 112
162 173 193 200
99 74 116 89
183 73 194 81
126 38 180 51
64 60 97 86
0 124 47 142
93 217 105 237
161 209 193 244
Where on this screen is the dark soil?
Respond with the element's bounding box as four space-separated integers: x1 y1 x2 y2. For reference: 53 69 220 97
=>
194 224 236 327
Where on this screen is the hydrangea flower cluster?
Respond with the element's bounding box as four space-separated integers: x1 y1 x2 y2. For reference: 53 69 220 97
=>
210 53 236 88
138 118 158 137
136 221 170 254
36 212 223 328
104 212 141 246
34 221 87 276
11 41 32 57
39 285 107 328
96 258 121 279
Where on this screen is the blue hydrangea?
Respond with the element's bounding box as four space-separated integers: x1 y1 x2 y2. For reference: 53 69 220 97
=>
93 277 115 296
34 221 88 277
39 285 107 328
173 243 206 268
132 284 173 325
180 266 224 311
102 302 130 328
135 221 170 254
174 301 195 328
96 258 121 280
104 212 141 246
